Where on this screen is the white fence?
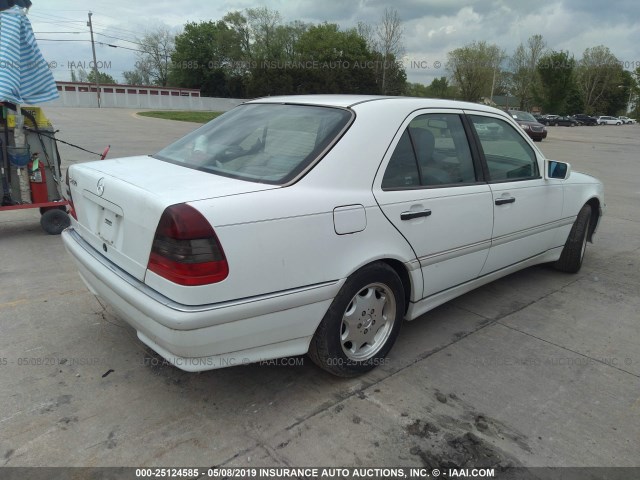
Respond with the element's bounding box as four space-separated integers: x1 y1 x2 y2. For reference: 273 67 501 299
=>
48 90 244 111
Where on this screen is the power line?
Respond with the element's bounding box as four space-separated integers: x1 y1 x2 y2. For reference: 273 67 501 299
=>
29 11 89 24
36 39 90 42
94 32 145 46
92 22 145 38
30 12 142 42
36 38 143 53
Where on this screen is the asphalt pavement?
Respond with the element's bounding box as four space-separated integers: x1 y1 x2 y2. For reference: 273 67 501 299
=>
1 110 638 470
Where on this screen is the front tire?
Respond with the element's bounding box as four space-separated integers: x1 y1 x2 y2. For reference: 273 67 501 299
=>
554 204 592 273
308 262 404 377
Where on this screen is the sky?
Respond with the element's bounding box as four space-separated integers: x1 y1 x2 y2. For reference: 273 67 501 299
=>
27 0 640 88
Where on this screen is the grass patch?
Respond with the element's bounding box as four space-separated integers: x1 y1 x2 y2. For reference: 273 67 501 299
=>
138 111 224 123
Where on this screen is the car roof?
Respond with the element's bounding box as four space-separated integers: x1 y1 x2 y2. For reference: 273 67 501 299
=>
244 94 506 115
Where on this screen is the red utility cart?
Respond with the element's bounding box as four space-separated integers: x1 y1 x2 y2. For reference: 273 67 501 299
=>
1 103 71 234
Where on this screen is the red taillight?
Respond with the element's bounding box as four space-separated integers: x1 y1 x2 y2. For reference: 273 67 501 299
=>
147 203 229 286
65 169 78 220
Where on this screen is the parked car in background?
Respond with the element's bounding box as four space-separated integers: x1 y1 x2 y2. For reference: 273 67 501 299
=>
62 95 604 377
573 114 598 126
551 116 581 127
539 115 559 126
618 116 635 125
597 116 622 125
473 121 504 139
507 110 548 141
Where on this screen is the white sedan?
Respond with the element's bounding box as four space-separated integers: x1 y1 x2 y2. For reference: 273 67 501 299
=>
62 96 604 377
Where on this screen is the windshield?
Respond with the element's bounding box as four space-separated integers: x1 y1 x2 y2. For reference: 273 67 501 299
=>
509 111 537 122
154 103 353 185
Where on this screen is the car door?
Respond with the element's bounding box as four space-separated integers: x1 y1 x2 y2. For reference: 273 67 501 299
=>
466 113 564 275
373 110 493 298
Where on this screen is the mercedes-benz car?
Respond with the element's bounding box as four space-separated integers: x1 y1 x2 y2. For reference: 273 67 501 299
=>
62 96 604 377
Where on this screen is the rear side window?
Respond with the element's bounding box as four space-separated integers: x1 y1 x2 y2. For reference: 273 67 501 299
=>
469 115 539 182
155 104 352 185
382 113 477 189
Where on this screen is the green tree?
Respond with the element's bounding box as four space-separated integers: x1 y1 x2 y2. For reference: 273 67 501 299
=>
509 34 546 110
405 82 429 97
246 7 282 62
123 66 150 86
170 21 245 97
405 77 458 99
169 7 402 97
283 23 378 96
128 26 175 86
87 70 116 84
576 46 623 114
375 8 405 94
244 14 310 96
630 67 640 119
536 50 576 114
356 11 407 95
447 41 505 102
601 69 634 116
429 77 451 98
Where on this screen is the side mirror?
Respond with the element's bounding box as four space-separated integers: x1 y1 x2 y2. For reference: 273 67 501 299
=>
546 160 571 180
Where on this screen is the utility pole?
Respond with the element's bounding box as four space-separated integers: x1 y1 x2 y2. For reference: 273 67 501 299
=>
489 53 503 106
87 12 101 108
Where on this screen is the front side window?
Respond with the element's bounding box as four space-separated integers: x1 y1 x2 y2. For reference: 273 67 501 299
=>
155 104 353 185
382 113 477 189
470 115 539 182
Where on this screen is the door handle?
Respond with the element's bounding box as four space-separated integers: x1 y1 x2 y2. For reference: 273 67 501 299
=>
495 197 516 206
401 209 432 220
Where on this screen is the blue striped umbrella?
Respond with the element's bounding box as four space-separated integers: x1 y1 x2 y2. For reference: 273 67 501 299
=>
0 6 58 104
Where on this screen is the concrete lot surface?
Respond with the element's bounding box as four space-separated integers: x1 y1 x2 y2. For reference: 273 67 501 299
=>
1 109 639 469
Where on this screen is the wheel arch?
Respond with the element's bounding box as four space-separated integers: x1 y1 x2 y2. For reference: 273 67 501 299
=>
377 258 412 315
340 257 415 316
585 197 601 242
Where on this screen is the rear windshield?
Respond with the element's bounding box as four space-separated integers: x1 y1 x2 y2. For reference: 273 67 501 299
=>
154 103 353 185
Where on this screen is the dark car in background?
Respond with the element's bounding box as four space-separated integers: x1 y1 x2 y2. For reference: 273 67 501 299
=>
552 116 581 127
507 110 547 142
573 114 598 126
539 114 559 125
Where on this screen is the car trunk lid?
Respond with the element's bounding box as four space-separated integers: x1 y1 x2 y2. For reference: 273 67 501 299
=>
68 155 277 281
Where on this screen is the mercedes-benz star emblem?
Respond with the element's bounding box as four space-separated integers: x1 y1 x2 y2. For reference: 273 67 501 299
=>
97 178 105 196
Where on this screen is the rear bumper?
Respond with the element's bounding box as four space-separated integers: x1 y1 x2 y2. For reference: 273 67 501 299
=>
62 228 340 371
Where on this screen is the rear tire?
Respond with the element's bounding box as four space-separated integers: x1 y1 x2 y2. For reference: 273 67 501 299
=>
40 208 70 235
308 262 404 377
554 205 592 273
